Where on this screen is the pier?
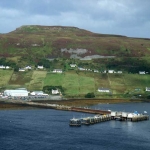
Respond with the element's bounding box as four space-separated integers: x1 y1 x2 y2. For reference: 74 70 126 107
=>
1 100 149 126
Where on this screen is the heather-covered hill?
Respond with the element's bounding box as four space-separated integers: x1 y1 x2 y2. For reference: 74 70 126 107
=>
0 25 150 62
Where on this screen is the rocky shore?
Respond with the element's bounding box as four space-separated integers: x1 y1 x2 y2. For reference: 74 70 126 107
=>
1 98 149 110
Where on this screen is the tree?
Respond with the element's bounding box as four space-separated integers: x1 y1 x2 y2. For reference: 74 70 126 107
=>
85 92 95 98
14 66 19 72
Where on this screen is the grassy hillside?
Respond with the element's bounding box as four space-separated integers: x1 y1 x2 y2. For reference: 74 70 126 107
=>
1 69 150 98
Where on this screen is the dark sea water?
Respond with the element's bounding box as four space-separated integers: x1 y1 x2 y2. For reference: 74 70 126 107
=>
0 102 150 150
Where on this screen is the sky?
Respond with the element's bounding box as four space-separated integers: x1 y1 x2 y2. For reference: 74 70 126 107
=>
0 0 150 38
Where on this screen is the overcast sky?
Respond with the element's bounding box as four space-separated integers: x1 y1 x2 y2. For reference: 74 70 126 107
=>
0 0 150 38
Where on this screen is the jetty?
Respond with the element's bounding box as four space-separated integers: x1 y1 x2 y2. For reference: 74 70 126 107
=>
1 100 149 126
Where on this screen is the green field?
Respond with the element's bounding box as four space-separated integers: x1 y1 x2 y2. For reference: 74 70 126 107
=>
44 72 95 96
0 70 13 87
28 70 47 90
44 71 150 97
1 69 150 97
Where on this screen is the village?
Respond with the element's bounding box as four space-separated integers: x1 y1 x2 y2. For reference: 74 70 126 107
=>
1 61 150 99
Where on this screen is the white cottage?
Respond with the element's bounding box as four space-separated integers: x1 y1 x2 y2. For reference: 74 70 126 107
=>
52 89 59 94
139 71 145 75
108 70 114 73
37 65 44 69
98 87 110 93
70 64 77 68
25 66 32 70
0 65 5 69
5 66 10 69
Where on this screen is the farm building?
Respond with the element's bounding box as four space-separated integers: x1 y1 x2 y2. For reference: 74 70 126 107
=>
98 87 110 93
4 89 29 96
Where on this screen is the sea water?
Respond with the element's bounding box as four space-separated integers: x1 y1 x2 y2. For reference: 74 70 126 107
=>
0 102 150 150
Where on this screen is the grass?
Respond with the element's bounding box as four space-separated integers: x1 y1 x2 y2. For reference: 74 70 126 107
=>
28 70 47 90
0 70 13 87
9 71 33 85
44 73 64 86
44 72 95 96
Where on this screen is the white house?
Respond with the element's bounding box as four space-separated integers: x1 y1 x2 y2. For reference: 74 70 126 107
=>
139 71 145 75
146 87 150 91
5 66 10 69
94 70 99 73
53 69 63 73
25 66 32 70
98 87 110 93
0 65 5 69
108 70 114 73
19 68 25 72
52 89 59 94
70 64 77 68
37 65 44 69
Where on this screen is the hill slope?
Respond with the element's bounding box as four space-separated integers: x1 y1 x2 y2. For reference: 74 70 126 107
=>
0 25 150 60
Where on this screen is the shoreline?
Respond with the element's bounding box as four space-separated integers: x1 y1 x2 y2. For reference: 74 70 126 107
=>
0 98 150 110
